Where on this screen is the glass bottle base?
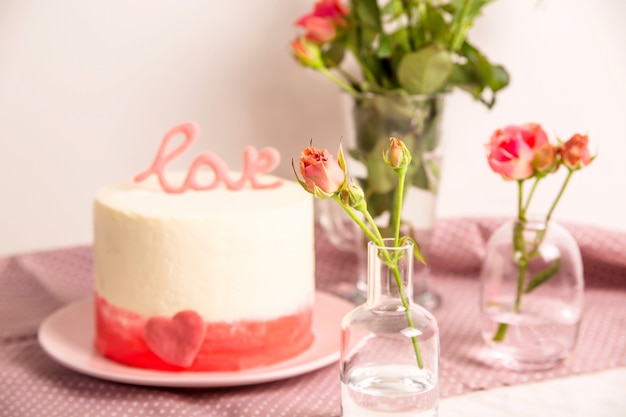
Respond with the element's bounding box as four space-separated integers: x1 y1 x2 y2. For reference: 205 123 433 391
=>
341 365 438 417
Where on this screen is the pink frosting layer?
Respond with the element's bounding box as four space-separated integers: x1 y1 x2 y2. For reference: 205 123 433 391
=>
94 294 314 372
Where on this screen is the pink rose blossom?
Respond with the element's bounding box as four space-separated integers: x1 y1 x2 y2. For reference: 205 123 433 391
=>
295 0 348 43
561 133 593 170
486 123 549 180
297 16 337 43
296 0 348 27
299 146 345 195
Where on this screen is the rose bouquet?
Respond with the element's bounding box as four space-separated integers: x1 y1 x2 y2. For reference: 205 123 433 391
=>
485 123 594 341
291 0 511 236
293 137 427 366
291 0 509 104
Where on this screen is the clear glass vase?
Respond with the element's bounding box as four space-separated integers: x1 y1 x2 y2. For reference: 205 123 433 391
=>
318 92 446 308
340 239 440 417
479 218 584 371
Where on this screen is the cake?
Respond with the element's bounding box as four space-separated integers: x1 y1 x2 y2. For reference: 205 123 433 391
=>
93 122 315 372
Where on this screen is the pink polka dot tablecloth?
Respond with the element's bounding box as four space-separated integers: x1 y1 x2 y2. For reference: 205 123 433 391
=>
1 218 625 417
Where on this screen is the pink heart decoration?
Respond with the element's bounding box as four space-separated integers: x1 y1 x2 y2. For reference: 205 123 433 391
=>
144 310 206 368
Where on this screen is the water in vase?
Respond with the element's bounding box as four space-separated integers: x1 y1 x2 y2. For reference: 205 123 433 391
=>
482 296 581 370
341 365 438 417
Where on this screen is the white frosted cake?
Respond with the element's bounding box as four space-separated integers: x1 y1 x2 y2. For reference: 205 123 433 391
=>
93 123 315 372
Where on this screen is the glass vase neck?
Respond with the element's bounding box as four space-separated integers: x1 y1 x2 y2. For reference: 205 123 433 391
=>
366 238 414 309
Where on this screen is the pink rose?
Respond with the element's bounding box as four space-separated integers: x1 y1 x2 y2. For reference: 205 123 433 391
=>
486 123 549 180
297 16 337 43
561 133 593 170
295 0 348 43
296 0 348 26
299 146 345 195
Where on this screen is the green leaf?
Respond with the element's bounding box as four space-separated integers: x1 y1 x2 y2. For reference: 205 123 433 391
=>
424 2 451 44
489 64 510 92
450 63 482 95
460 42 493 85
449 0 494 51
524 258 561 294
381 0 403 18
322 41 346 68
449 43 510 107
354 0 382 30
377 34 393 58
389 28 411 64
399 235 426 265
450 0 494 19
397 46 453 94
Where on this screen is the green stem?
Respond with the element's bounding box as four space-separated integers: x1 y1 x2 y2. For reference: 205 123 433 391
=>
393 168 407 246
450 0 471 51
318 67 357 95
492 323 508 342
523 177 541 213
513 258 527 312
335 66 360 88
391 264 423 368
335 196 381 245
517 180 525 222
362 210 385 246
346 45 378 85
523 170 574 261
401 0 418 50
374 238 423 368
494 172 574 342
493 229 527 342
545 170 574 222
348 190 422 368
493 181 528 342
348 0 378 86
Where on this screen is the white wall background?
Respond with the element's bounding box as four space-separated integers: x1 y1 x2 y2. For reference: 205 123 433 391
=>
0 0 625 256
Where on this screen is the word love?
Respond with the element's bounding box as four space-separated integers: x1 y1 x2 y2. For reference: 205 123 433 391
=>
134 122 281 193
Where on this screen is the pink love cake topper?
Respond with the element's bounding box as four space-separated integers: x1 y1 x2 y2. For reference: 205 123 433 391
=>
134 121 282 193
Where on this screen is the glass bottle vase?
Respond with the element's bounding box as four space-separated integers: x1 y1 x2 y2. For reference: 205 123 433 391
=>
340 239 440 417
479 219 584 371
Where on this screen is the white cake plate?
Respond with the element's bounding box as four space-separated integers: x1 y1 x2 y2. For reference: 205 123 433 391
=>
38 291 354 387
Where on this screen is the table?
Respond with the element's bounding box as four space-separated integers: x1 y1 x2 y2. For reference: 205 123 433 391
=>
1 218 625 416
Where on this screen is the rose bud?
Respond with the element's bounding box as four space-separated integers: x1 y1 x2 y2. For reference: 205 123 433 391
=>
291 38 323 68
341 183 367 212
383 137 412 171
533 142 559 175
561 133 594 170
